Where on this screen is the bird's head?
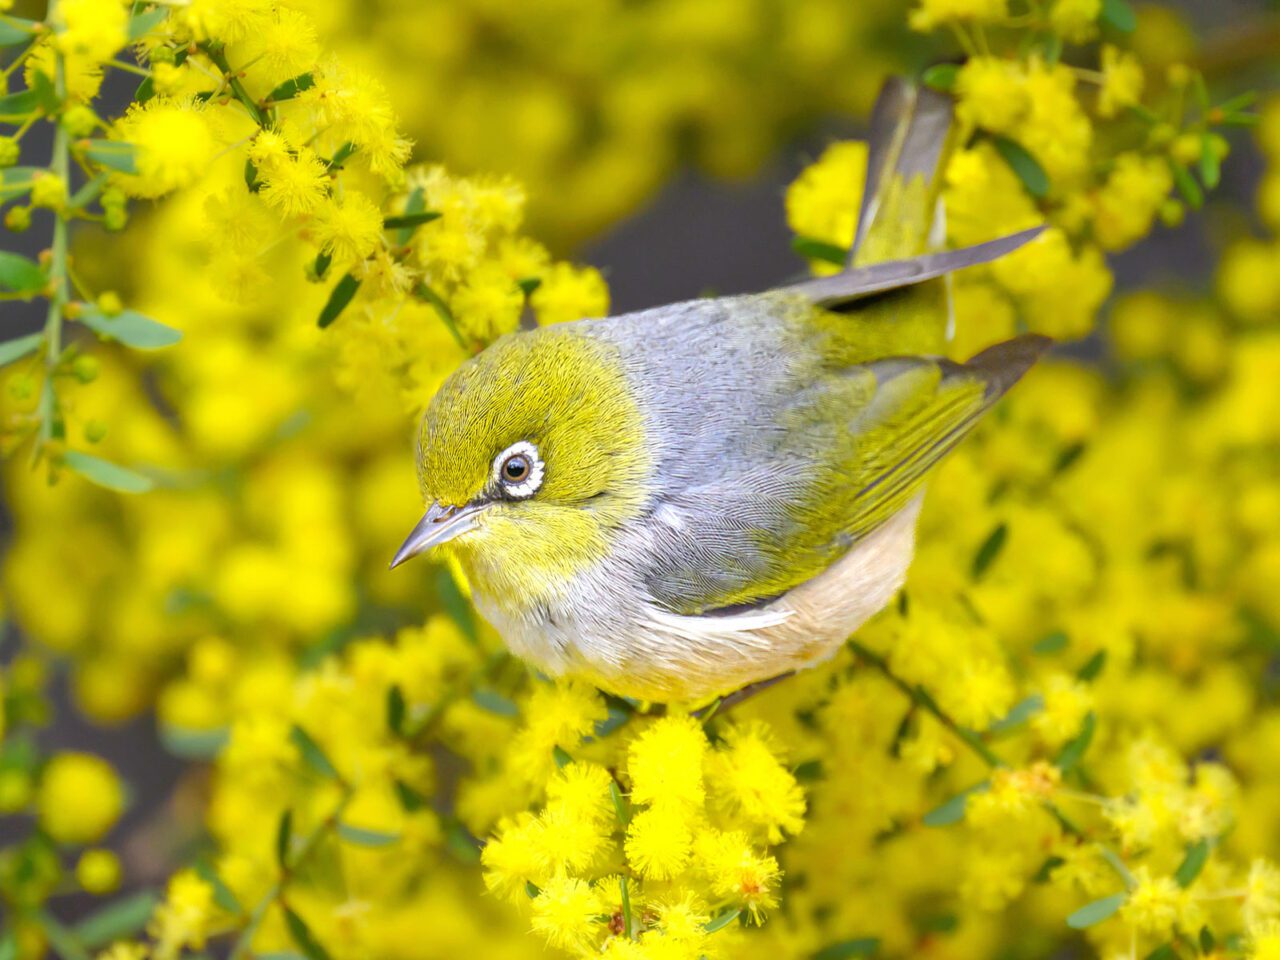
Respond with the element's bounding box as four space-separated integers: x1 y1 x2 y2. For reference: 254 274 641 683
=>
392 327 651 604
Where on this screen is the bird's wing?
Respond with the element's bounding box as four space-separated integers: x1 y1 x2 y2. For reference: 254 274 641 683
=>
636 335 1050 617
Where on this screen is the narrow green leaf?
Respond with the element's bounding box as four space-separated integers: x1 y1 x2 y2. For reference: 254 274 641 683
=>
444 819 482 864
794 759 825 781
811 939 881 960
526 881 541 899
472 688 520 718
336 823 400 847
1199 926 1217 954
0 333 42 367
1100 0 1137 32
275 809 293 869
394 779 427 813
1100 846 1136 889
552 745 574 768
1175 839 1210 888
70 171 110 209
1055 441 1086 474
923 781 989 827
244 157 260 192
317 273 360 328
619 876 633 939
64 450 154 494
283 906 332 960
84 140 139 175
386 685 406 736
993 137 1049 199
312 251 331 280
792 235 848 266
704 908 741 934
194 860 242 915
74 891 159 948
1033 631 1069 656
922 64 959 92
1 166 39 201
1199 136 1221 190
1067 892 1126 929
382 210 441 230
34 912 91 960
290 724 339 779
159 725 228 759
0 251 46 293
395 186 426 245
266 72 315 103
29 66 56 113
326 141 356 170
971 523 1008 579
1169 159 1204 210
988 694 1044 735
517 276 541 296
0 17 38 47
1056 712 1096 772
609 779 630 826
80 307 182 349
1217 91 1259 115
128 7 168 41
0 88 39 116
1078 650 1107 681
1144 945 1178 960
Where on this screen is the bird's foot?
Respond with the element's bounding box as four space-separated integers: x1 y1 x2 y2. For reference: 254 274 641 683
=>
693 671 796 721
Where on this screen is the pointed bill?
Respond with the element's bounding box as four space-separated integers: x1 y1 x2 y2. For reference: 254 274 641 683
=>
390 501 485 569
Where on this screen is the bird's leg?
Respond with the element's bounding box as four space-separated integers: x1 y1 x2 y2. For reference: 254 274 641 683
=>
693 671 796 721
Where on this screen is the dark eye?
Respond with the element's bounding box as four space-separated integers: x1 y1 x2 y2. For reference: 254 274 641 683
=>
502 454 530 483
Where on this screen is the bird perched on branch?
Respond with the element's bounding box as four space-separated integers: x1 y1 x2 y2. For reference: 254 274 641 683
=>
392 78 1049 704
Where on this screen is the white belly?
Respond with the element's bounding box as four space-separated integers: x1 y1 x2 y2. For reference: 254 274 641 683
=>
473 497 922 703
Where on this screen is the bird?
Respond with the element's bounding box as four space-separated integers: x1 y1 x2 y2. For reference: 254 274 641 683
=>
391 78 1050 704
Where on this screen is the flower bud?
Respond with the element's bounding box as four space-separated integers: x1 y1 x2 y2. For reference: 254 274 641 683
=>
72 355 100 384
30 172 67 211
83 419 108 444
4 206 31 232
0 136 19 168
97 291 124 316
61 105 98 139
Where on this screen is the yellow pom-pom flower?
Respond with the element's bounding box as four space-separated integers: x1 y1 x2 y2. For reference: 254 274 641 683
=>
37 752 124 845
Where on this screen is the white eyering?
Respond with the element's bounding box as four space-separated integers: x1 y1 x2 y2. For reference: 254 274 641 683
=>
493 440 545 499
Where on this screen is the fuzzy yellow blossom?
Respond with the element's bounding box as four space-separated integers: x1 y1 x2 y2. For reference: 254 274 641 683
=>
546 762 615 826
148 870 216 959
628 716 707 810
112 100 218 199
1120 867 1192 937
693 829 780 922
1254 923 1280 960
37 753 124 845
1246 860 1280 931
311 193 384 265
626 805 695 880
1093 153 1173 251
1099 45 1144 117
452 262 526 341
54 0 128 64
1050 0 1101 42
258 148 331 217
532 262 610 325
784 140 866 256
531 875 605 955
25 40 105 102
1032 673 1093 746
1019 59 1093 185
955 57 1026 133
180 0 273 43
992 229 1113 339
76 848 123 894
97 944 149 960
507 682 608 785
909 0 1007 30
705 723 805 843
256 8 321 84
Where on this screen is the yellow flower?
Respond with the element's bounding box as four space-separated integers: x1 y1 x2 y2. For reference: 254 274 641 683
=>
1032 673 1093 747
626 805 694 880
705 722 805 843
37 752 124 845
956 57 1027 133
1049 0 1101 43
54 0 128 65
258 148 331 217
784 140 865 257
1099 45 1145 118
529 875 605 955
111 99 217 199
1093 152 1173 251
1119 867 1182 936
76 848 123 895
258 8 321 84
693 829 780 922
1246 860 1280 931
532 262 610 325
96 944 149 960
546 762 616 826
148 870 215 959
452 262 525 341
311 192 384 265
909 0 1008 31
627 715 707 811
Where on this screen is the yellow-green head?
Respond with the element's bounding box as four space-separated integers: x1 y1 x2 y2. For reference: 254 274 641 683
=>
394 327 651 610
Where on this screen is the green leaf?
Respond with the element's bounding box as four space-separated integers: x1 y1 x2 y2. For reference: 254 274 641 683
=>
84 140 139 175
159 725 228 758
922 64 959 92
1199 926 1217 954
1078 650 1107 682
811 939 881 960
704 908 741 934
283 906 332 960
312 251 331 280
1169 159 1204 210
64 450 154 494
1067 892 1126 929
444 819 482 864
0 333 42 367
472 688 520 718
194 860 242 915
317 273 360 328
290 724 339 779
1175 839 1211 888
0 932 15 960
988 694 1044 734
383 210 441 231
386 684 406 736
1100 846 1136 889
526 881 541 899
1100 0 1137 32
336 823 400 847
923 781 988 827
971 522 1008 579
794 759 825 781
394 779 427 813
267 72 315 103
128 7 169 41
0 251 46 293
1055 441 1086 474
552 745 574 768
1144 945 1179 960
1033 630 1069 656
609 779 630 826
0 17 38 47
1199 136 1221 190
244 157 260 192
74 890 159 949
326 141 356 170
619 876 633 939
80 307 182 349
993 137 1049 199
34 912 91 960
276 809 294 869
1056 712 1096 772
0 88 39 116
517 276 541 296
1 166 39 201
792 235 848 266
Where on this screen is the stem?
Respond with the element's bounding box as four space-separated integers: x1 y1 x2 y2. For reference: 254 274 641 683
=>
37 3 69 453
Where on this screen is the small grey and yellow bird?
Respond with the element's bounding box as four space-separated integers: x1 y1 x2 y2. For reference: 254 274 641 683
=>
392 79 1048 703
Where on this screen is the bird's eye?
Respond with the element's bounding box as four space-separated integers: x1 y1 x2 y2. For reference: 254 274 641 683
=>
502 454 530 483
